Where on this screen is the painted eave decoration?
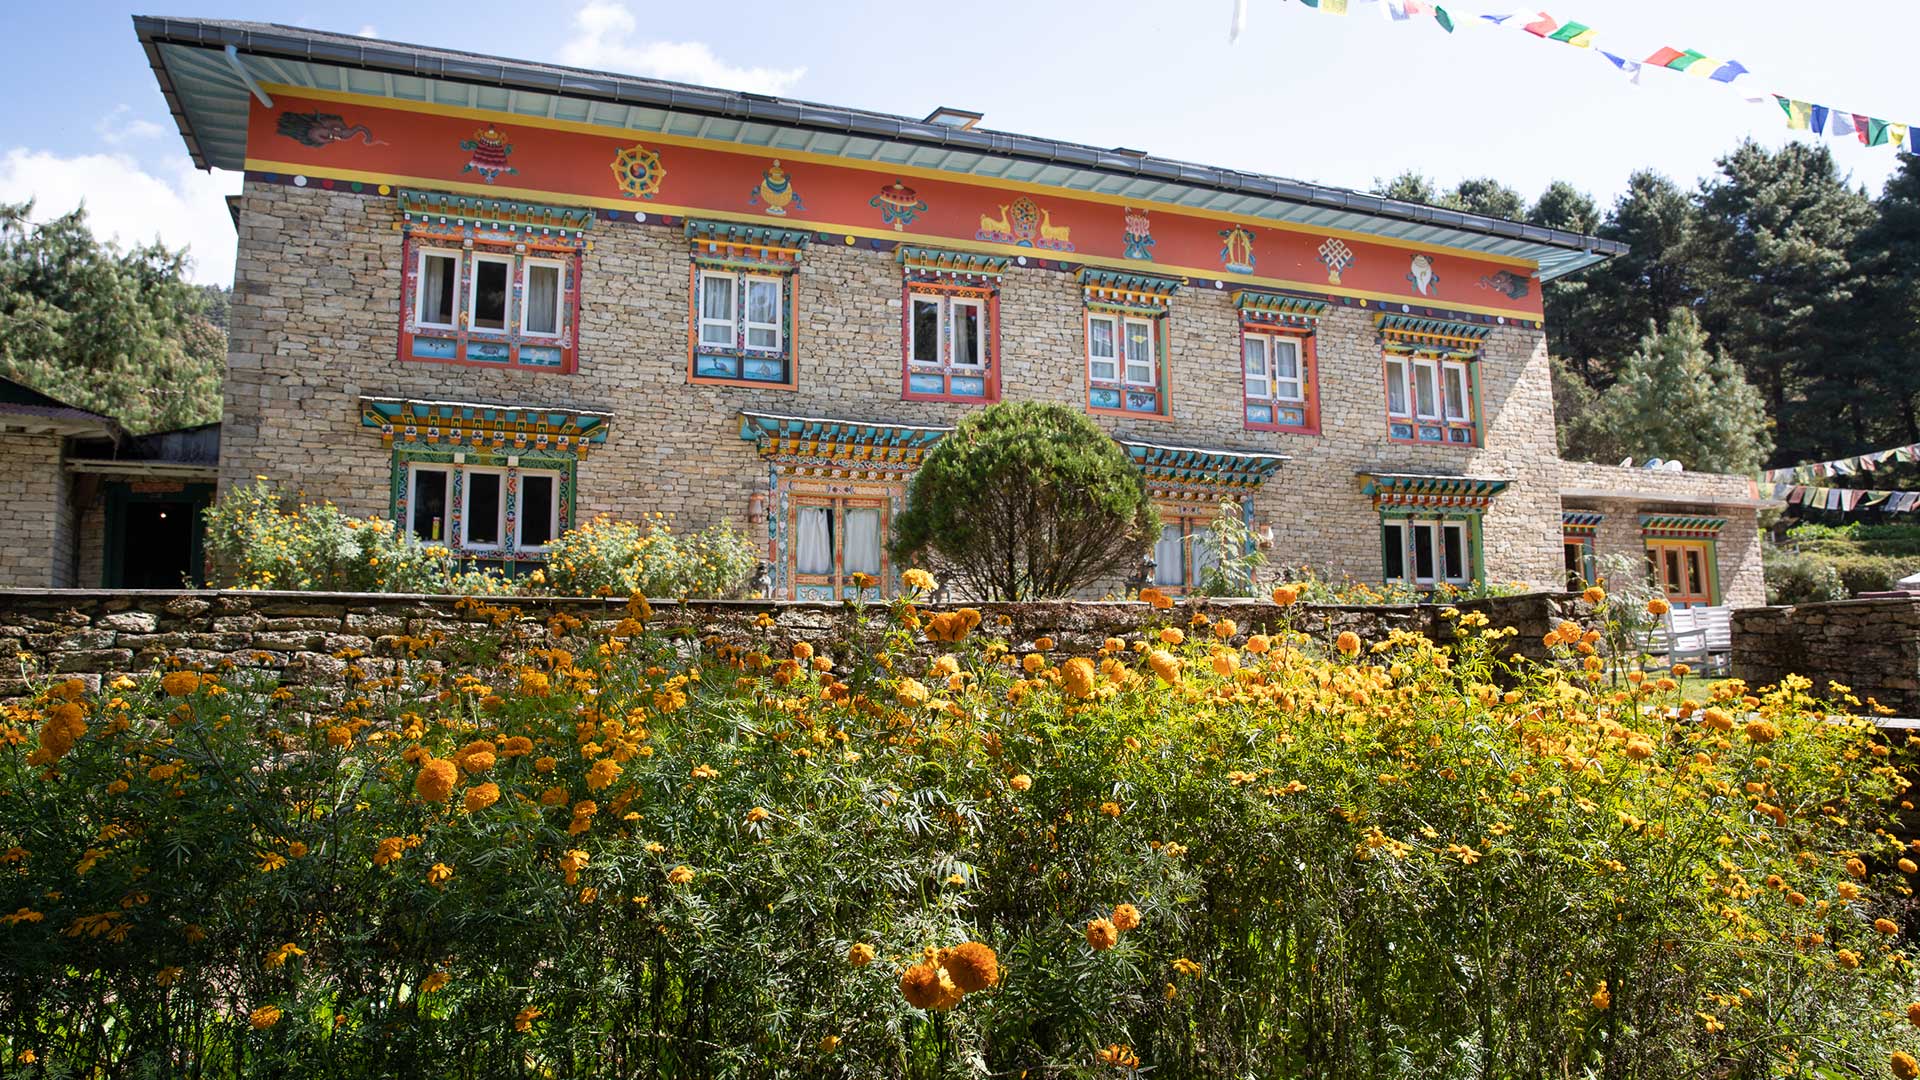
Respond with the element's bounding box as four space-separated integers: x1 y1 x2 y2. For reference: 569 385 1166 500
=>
1377 314 1493 354
1561 511 1605 535
360 396 612 456
1640 514 1727 540
686 218 812 255
899 246 1012 282
132 18 1620 285
1234 290 1332 328
738 411 953 466
1120 440 1288 489
1360 472 1513 510
398 189 594 240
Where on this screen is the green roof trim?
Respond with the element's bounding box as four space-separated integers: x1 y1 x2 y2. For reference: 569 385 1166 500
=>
685 219 814 249
1639 514 1726 537
1119 439 1287 488
738 411 951 463
397 189 595 237
1361 472 1511 509
1077 267 1184 298
1232 290 1331 321
898 246 1012 278
359 395 611 455
1375 313 1493 347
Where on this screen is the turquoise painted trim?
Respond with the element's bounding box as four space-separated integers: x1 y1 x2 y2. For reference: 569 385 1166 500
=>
684 218 814 249
1375 313 1491 341
398 188 594 236
898 246 1011 278
1077 266 1185 297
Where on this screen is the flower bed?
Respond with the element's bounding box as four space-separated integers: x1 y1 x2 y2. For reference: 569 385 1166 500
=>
2 583 1917 1078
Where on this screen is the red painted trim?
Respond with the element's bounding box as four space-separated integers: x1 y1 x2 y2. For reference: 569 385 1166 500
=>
1380 352 1479 447
684 262 800 390
1083 308 1173 421
1238 323 1320 435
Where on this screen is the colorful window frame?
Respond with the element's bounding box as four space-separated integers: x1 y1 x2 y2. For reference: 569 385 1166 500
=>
685 220 809 390
1234 291 1325 434
900 247 1004 402
1381 512 1482 590
1384 350 1479 447
1641 514 1724 607
1562 511 1601 589
388 445 577 567
784 491 891 602
1082 269 1179 420
395 191 589 374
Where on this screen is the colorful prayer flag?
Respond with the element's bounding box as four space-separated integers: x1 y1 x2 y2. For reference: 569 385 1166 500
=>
1707 60 1750 84
1547 21 1596 47
1777 96 1813 131
1600 50 1642 85
1301 0 1349 11
1894 123 1910 150
1434 6 1454 32
1827 109 1855 138
1520 12 1559 36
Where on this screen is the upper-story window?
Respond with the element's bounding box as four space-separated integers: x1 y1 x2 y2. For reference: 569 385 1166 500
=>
1234 291 1326 434
1081 269 1180 419
396 190 591 373
899 247 1006 402
686 220 810 389
1378 315 1490 447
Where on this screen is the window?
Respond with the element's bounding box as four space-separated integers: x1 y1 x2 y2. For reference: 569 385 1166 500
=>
1152 515 1220 593
455 467 563 554
464 471 505 550
407 465 451 543
1243 330 1318 432
520 474 558 550
790 497 888 598
904 289 996 401
402 239 579 371
1384 353 1477 445
522 260 564 337
1564 541 1592 589
1645 540 1715 605
691 267 793 385
1383 517 1473 589
1087 311 1166 417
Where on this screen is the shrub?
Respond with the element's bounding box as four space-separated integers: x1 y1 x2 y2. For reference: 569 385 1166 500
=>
203 478 492 593
1271 564 1526 605
891 402 1158 599
540 514 758 599
1829 552 1920 596
1764 541 1850 605
4 595 1914 1078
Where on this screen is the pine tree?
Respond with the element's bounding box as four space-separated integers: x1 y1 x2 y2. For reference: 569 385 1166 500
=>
1577 309 1773 475
1547 171 1701 385
0 201 224 433
1848 153 1920 444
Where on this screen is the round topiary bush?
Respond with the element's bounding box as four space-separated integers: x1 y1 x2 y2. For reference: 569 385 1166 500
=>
890 402 1158 599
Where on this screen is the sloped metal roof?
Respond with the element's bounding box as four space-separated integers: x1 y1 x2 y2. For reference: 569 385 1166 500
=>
134 16 1624 281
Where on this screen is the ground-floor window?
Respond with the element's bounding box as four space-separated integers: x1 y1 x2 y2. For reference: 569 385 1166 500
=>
391 450 575 566
1563 539 1594 589
779 483 894 601
1152 514 1218 593
1645 539 1716 606
1383 516 1476 589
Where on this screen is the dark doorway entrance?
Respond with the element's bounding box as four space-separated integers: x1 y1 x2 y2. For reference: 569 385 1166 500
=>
102 482 212 588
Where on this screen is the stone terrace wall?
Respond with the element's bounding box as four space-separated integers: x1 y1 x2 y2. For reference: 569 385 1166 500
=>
1734 597 1920 715
0 589 1593 698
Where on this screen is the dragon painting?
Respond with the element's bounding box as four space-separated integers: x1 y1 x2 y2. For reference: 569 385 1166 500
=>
275 111 387 149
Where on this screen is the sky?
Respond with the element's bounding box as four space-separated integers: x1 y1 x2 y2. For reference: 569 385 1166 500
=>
0 0 1915 286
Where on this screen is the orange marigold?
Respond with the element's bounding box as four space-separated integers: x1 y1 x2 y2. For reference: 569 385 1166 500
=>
1270 584 1300 607
1112 903 1141 932
1086 918 1119 951
1061 657 1097 700
462 782 501 814
1897 1051 1920 1080
847 942 876 967
898 962 962 1011
941 941 1000 993
501 736 534 757
1877 918 1901 936
248 1005 282 1029
414 758 458 804
1647 597 1671 616
1335 631 1362 657
1147 650 1182 686
160 670 202 697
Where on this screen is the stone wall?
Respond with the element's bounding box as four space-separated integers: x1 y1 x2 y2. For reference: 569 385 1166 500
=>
0 434 68 590
1559 461 1771 610
1734 597 1920 715
0 588 1594 698
224 181 1566 592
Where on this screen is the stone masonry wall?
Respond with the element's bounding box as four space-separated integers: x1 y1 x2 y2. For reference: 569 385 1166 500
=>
0 434 67 590
1559 462 1769 610
0 588 1594 699
1734 597 1920 715
224 181 1568 591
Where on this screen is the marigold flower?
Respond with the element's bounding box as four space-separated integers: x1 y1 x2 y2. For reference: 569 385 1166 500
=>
848 942 876 967
1743 720 1779 744
463 782 501 814
1896 1051 1920 1080
1590 981 1610 1010
896 678 930 707
1100 801 1122 818
1148 650 1182 686
903 568 936 593
420 971 450 993
326 726 352 747
1086 918 1119 951
1848 858 1870 880
1172 957 1203 978
940 941 999 992
667 865 695 886
1139 587 1174 611
1158 627 1185 646
792 642 815 662
746 806 771 824
1245 634 1271 654
501 736 534 757
1837 949 1862 969
264 942 305 969
1211 651 1239 678
559 849 589 885
161 671 202 697
156 965 183 986
513 1006 541 1033
586 757 622 791
1906 1002 1920 1026
1010 774 1033 792
1096 1044 1140 1068
1335 631 1362 657
248 1005 282 1029
1271 585 1300 607
414 758 457 803
534 756 557 773
371 837 406 868
1112 903 1141 932
1061 657 1097 700
899 961 961 1010
1878 918 1901 936
1581 586 1606 605
426 863 454 888
1902 859 1918 875
1647 597 1671 616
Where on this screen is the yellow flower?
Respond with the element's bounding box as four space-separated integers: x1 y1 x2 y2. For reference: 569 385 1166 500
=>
667 865 695 886
420 971 451 993
559 849 590 886
586 757 622 791
514 1006 542 1033
249 1005 282 1029
1271 584 1300 606
1112 903 1141 932
899 961 962 1011
940 941 999 993
161 671 202 697
896 678 930 707
1335 631 1362 657
1148 650 1181 686
463 782 501 813
414 758 457 804
745 806 771 824
1647 597 1671 616
1086 918 1119 951
847 942 876 967
1172 957 1203 978
264 942 305 969
1897 1051 1920 1080
1061 657 1097 699
903 568 936 593
1848 857 1870 880
1096 1044 1140 1068
1010 774 1033 792
1581 586 1606 605
426 863 454 889
1877 918 1901 936
1158 627 1185 646
1590 981 1610 1010
1100 801 1122 818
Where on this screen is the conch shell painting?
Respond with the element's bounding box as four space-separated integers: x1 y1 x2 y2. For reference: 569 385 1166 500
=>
1407 254 1440 296
749 160 804 216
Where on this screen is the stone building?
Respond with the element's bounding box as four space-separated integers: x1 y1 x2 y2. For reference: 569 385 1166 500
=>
101 17 1775 606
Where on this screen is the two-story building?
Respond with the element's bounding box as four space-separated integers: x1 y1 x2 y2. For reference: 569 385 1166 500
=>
77 17 1775 605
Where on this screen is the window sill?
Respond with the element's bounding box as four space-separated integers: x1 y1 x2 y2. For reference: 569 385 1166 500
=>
689 374 798 391
1088 405 1174 422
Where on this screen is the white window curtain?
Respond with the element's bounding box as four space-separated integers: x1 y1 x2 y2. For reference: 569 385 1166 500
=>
843 509 881 576
1192 526 1219 586
420 254 456 326
795 507 833 576
525 264 560 335
1154 524 1185 586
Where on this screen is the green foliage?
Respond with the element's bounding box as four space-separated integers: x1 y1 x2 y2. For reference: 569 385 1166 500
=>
1272 564 1525 605
540 514 759 599
2 598 1916 1078
0 201 223 433
1191 499 1265 597
1548 170 1700 386
891 402 1158 599
1561 309 1773 475
1763 541 1850 605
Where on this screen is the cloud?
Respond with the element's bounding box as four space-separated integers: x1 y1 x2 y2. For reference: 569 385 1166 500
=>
558 1 805 95
0 149 243 285
95 105 169 146
356 24 378 38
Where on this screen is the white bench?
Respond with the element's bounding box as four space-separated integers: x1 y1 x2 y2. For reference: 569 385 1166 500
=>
1646 606 1730 675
